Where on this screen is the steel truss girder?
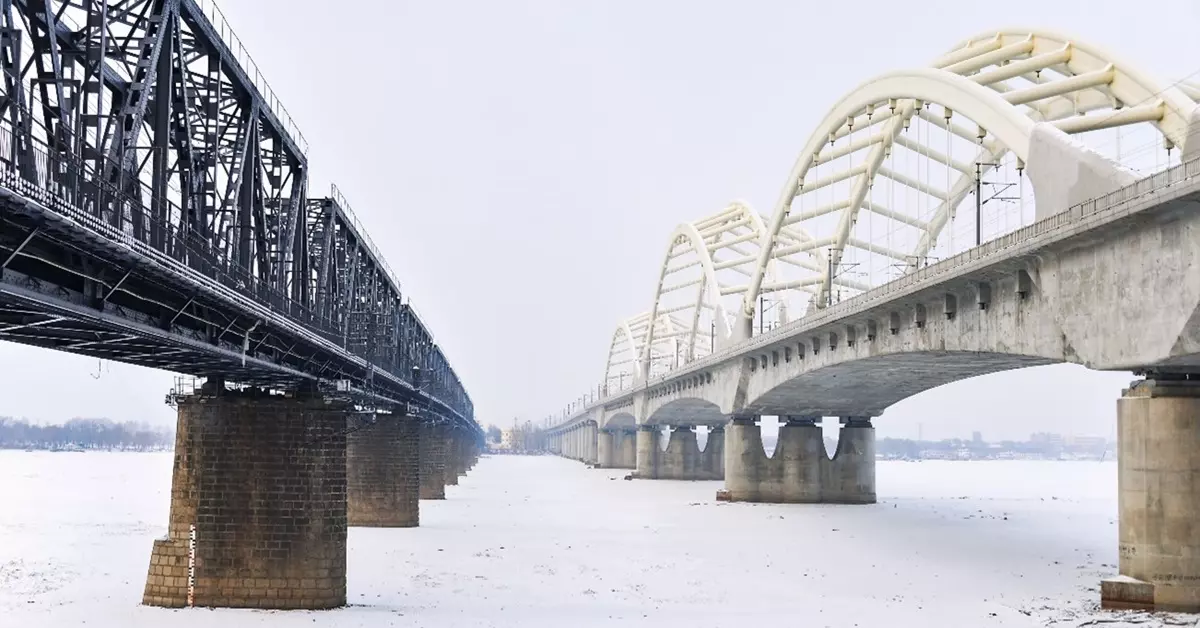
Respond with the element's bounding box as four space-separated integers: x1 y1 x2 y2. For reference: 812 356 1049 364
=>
0 0 475 427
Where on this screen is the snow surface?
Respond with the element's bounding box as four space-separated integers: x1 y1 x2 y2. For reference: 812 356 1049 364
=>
1 451 1197 627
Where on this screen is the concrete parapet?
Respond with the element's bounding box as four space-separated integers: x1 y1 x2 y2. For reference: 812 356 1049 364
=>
142 390 348 609
419 421 448 500
1102 380 1200 612
723 416 875 504
347 414 419 528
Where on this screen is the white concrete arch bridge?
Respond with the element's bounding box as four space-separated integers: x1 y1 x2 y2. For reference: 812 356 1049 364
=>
543 28 1200 612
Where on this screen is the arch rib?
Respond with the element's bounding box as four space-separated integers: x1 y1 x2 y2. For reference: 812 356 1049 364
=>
941 29 1197 152
743 68 1038 335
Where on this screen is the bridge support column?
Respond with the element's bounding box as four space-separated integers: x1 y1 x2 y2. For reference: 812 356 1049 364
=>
701 426 725 480
586 422 598 465
722 415 872 503
618 428 637 468
725 415 817 502
142 388 348 609
469 436 480 469
823 417 876 504
597 429 615 467
419 421 448 500
444 429 462 487
631 425 721 480
460 432 477 473
657 425 698 479
1103 379 1200 612
346 414 419 528
635 424 659 478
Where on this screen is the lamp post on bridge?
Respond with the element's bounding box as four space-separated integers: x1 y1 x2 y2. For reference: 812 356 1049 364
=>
824 249 862 309
758 296 785 335
974 161 1019 247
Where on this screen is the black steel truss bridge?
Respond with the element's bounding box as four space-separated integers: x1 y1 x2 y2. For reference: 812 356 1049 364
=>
0 0 475 431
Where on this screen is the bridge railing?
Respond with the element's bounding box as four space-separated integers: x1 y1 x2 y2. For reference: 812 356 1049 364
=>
187 0 308 155
0 123 473 420
549 155 1200 428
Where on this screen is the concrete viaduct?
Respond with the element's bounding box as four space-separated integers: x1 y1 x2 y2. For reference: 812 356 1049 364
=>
546 29 1200 612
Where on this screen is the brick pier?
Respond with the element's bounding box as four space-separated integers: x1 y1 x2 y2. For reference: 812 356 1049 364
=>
346 414 420 527
419 421 448 499
142 387 348 609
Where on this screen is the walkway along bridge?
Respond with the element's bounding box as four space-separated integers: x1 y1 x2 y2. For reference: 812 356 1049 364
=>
543 29 1200 612
0 0 481 609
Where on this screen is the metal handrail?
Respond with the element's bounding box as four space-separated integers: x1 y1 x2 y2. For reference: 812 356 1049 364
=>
192 0 309 154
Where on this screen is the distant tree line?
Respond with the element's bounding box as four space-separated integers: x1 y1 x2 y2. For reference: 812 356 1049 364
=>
0 417 175 451
508 420 545 452
875 436 1110 460
484 420 545 453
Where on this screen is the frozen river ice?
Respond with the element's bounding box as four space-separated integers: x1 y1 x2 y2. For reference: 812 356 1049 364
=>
0 451 1195 627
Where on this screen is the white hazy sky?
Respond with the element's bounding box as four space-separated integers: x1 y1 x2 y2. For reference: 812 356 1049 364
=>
0 0 1196 440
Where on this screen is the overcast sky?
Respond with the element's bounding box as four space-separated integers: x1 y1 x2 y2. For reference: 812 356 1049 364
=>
0 0 1196 440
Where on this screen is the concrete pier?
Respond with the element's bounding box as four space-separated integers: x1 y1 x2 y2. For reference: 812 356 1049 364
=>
634 425 723 480
1102 380 1200 612
419 421 448 500
584 421 598 465
635 424 659 478
723 416 875 503
142 388 348 609
597 429 615 467
823 418 876 504
444 428 462 487
346 414 420 528
703 426 725 480
455 430 477 475
614 428 637 469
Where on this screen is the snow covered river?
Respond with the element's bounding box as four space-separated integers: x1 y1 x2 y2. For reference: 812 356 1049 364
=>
1 451 1192 626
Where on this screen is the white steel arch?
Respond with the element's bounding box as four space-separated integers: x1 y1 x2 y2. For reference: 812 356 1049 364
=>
586 28 1198 400
603 315 643 388
742 68 1037 333
939 29 1196 150
603 311 694 392
907 29 1199 261
739 30 1198 336
1181 81 1200 102
638 201 869 378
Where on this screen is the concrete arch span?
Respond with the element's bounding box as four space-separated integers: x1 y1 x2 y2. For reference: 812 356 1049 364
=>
744 350 1056 418
601 411 636 430
643 397 726 427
